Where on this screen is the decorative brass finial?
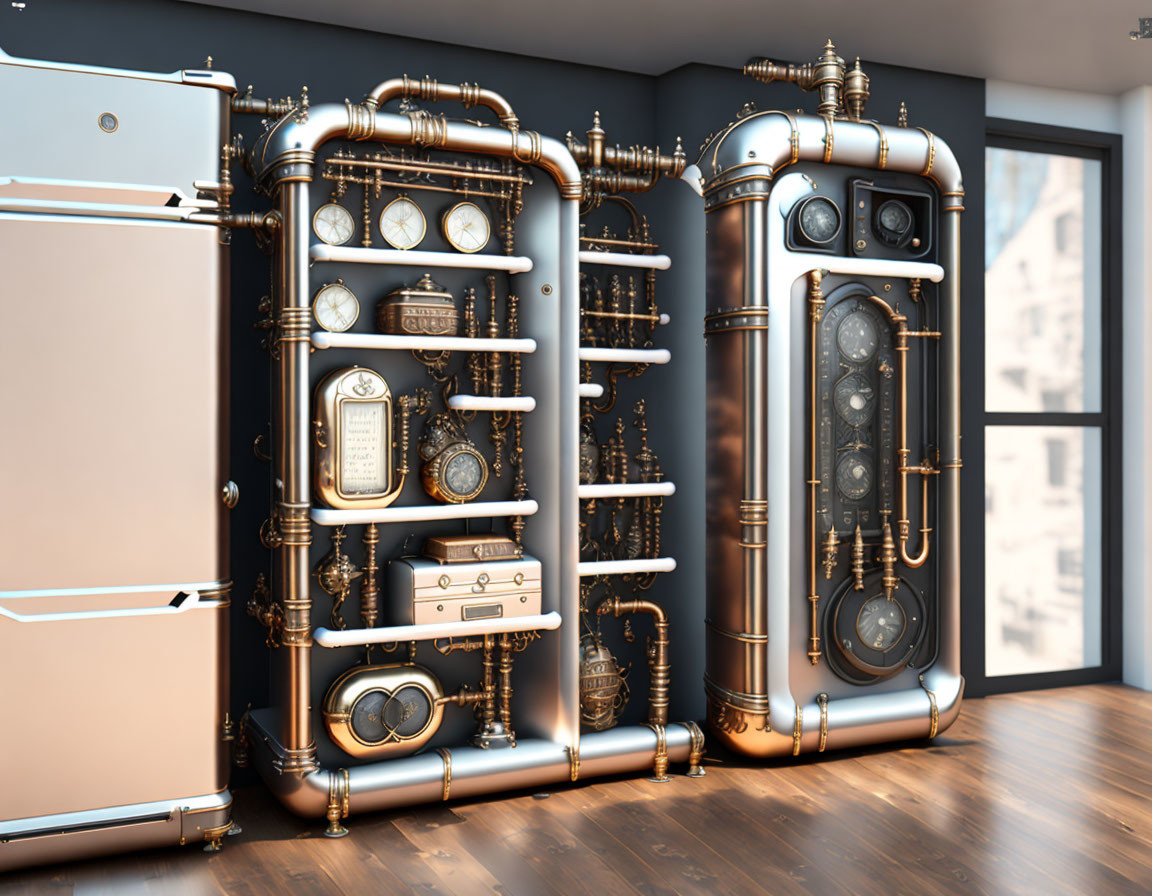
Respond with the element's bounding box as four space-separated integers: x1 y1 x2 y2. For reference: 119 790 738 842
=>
844 57 870 121
204 56 213 69
898 101 909 128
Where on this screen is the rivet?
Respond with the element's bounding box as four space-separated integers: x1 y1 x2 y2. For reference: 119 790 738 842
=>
541 284 553 295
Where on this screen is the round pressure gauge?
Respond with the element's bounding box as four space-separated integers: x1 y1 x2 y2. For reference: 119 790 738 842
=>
419 413 490 503
379 196 426 250
312 280 360 332
442 201 491 253
837 311 880 363
796 196 841 245
836 450 873 501
834 373 876 426
313 202 356 246
875 199 914 248
857 596 906 651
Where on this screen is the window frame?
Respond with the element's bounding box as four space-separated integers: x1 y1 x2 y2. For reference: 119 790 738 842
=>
962 118 1123 697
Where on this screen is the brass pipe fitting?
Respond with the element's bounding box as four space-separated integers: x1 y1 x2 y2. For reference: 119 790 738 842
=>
745 39 849 117
807 271 825 664
879 521 898 600
852 526 865 590
598 597 670 727
822 526 839 579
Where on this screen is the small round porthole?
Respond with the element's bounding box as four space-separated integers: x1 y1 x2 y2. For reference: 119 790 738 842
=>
98 112 118 133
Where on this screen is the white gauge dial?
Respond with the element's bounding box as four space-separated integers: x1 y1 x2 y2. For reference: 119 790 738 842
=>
379 196 426 250
442 201 490 254
313 203 355 246
313 282 359 333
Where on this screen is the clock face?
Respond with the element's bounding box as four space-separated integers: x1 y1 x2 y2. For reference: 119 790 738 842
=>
379 196 426 250
836 450 873 501
857 595 906 652
442 202 491 254
838 311 879 363
444 448 485 500
312 282 359 333
313 203 355 246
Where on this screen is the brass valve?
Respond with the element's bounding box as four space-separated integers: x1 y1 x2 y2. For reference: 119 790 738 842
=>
879 521 899 600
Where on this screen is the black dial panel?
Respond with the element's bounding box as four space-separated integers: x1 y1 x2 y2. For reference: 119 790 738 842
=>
816 290 896 537
824 573 927 683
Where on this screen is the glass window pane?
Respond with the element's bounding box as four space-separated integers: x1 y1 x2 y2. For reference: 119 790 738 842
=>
985 426 1102 676
985 148 1102 412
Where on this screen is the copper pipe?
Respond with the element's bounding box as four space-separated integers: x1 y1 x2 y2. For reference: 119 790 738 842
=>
598 597 669 726
497 632 514 733
806 271 824 664
366 75 519 130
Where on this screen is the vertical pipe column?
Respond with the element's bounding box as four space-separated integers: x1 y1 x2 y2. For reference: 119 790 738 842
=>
742 199 769 699
936 212 962 673
276 179 318 772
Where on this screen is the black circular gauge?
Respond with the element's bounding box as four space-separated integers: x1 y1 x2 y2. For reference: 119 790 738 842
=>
797 196 841 245
445 450 485 499
857 596 906 651
837 311 879 363
836 451 873 501
824 573 927 683
834 374 876 426
350 686 433 745
875 199 914 248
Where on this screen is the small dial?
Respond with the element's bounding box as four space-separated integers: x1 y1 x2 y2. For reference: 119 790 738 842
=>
444 449 485 500
379 196 426 250
834 374 876 426
836 450 873 501
313 203 355 246
797 196 841 244
875 199 914 247
312 281 359 333
857 596 906 651
442 201 491 253
837 311 879 363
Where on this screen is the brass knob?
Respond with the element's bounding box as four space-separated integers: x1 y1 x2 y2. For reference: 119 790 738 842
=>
438 575 450 589
222 481 240 508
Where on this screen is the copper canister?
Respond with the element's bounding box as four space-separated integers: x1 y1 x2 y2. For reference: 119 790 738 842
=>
376 273 458 335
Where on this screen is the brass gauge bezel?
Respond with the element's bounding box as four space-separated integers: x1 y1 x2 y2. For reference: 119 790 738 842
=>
322 663 446 758
423 441 488 503
312 202 356 246
442 201 491 254
313 367 401 509
379 195 426 250
855 594 908 653
312 279 360 333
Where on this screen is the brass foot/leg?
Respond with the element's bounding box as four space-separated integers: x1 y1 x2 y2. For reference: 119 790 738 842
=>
647 723 671 783
684 720 707 778
325 768 350 838
202 822 232 853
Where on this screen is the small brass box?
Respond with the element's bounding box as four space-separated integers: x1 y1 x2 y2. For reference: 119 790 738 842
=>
376 273 458 336
422 534 522 564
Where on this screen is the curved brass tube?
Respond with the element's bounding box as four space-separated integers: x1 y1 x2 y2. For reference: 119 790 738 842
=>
597 596 669 726
365 75 519 129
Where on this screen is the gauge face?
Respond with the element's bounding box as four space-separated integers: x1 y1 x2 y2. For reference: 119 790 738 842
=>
379 196 426 250
875 199 914 246
798 196 841 244
834 373 876 426
443 201 491 253
444 448 485 500
836 450 873 501
312 282 359 332
857 596 906 651
837 311 879 363
313 203 355 246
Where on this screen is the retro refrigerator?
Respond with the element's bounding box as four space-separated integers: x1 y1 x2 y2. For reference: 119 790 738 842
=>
0 48 235 869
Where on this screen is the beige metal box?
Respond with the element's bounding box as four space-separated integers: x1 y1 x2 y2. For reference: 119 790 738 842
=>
387 555 542 625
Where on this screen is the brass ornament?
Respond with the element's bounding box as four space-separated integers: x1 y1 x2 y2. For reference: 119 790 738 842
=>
418 412 489 503
579 632 628 731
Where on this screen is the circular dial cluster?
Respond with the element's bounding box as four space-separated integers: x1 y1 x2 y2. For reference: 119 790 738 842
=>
313 203 356 246
797 196 841 245
875 199 914 248
834 373 876 426
350 686 432 745
312 281 359 332
443 201 491 253
837 311 879 363
836 450 873 501
380 196 427 250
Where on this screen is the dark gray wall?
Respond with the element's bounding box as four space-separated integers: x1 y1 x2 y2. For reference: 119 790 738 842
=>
5 0 983 732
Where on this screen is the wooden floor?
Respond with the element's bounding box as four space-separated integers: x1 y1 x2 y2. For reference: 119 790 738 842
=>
4 684 1151 895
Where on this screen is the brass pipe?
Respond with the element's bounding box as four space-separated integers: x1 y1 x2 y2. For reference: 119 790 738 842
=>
807 271 825 664
360 525 379 630
322 154 530 185
744 40 849 118
365 75 519 130
598 597 669 726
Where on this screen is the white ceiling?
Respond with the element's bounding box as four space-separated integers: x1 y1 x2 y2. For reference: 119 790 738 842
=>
187 0 1152 95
